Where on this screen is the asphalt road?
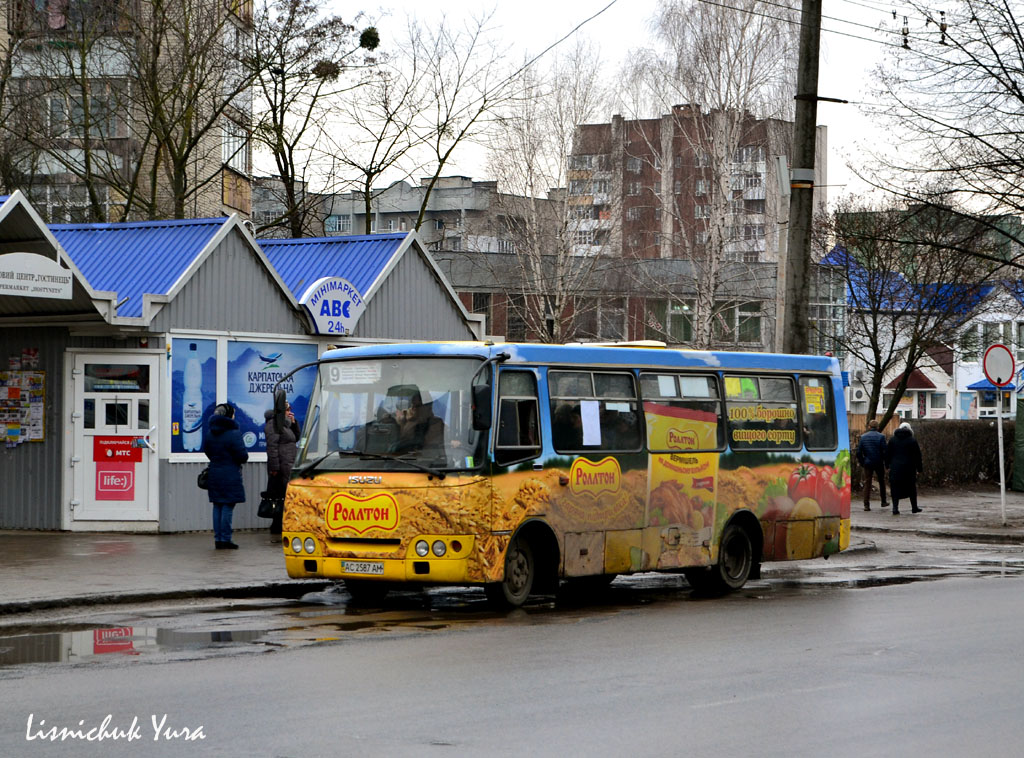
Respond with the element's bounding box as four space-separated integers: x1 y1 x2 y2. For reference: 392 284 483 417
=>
1 570 1023 757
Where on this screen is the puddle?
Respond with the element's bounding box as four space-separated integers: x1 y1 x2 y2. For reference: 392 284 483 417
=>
0 626 267 667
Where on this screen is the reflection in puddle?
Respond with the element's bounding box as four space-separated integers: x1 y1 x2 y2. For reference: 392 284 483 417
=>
0 626 265 667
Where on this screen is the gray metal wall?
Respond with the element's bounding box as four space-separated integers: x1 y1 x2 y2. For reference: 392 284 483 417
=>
150 228 308 335
158 459 272 533
0 328 129 530
358 249 476 341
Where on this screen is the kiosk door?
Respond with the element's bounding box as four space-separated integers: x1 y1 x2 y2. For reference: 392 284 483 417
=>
71 354 159 524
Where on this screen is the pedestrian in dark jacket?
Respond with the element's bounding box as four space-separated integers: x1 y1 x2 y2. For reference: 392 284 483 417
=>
885 421 923 516
264 403 300 538
856 419 889 511
203 403 248 549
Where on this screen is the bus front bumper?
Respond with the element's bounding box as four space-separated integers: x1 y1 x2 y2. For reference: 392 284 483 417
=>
283 533 474 583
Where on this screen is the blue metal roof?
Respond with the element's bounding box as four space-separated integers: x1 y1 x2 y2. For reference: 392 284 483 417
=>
258 233 407 301
50 218 227 318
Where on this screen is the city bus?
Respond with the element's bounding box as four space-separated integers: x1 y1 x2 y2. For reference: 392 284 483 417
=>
277 341 851 607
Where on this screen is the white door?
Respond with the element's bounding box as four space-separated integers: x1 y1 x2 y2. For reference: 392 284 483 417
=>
71 354 159 523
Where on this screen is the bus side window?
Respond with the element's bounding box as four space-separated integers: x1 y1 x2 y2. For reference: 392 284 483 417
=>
640 373 724 451
724 374 801 452
495 370 541 466
799 376 837 450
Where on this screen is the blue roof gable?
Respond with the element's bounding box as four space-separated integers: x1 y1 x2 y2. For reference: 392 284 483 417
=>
50 217 227 318
258 233 406 301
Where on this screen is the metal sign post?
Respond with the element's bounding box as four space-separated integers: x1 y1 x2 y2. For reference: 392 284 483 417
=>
983 344 1015 526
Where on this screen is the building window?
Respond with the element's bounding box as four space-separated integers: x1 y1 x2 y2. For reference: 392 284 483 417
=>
674 179 683 194
384 218 395 231
627 182 640 196
627 206 641 221
507 294 527 341
222 120 249 174
449 236 461 251
28 183 110 223
745 173 763 189
498 238 514 254
627 157 642 173
737 302 761 343
570 154 595 169
569 180 589 195
645 300 693 343
592 180 609 194
695 150 711 168
695 179 707 196
745 198 765 214
734 145 766 163
695 204 710 219
654 207 662 222
674 155 683 169
653 154 662 170
434 219 445 231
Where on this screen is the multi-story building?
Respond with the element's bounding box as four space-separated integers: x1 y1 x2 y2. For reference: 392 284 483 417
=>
568 105 827 263
1 0 252 221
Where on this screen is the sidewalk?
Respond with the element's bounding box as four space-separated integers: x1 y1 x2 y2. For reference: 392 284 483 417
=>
2 486 1023 615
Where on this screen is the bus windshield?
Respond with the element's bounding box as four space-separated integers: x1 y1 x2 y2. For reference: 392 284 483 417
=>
295 357 485 473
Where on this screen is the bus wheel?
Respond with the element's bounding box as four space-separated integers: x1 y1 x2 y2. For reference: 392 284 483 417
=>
345 580 390 605
485 535 534 609
685 522 754 596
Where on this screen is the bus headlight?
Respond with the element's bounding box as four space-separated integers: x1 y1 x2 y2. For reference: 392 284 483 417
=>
303 537 316 554
431 540 447 557
291 537 303 553
415 540 430 557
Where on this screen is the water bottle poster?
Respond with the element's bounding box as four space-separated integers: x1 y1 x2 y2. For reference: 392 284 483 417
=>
170 338 217 454
226 341 317 452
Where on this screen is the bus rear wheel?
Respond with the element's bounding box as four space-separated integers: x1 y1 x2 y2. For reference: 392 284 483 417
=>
685 522 754 596
485 535 534 609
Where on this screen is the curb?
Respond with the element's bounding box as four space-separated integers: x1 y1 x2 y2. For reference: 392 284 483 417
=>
853 525 1024 544
0 579 332 618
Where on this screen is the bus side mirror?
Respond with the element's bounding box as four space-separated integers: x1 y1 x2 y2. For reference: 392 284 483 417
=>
472 384 492 430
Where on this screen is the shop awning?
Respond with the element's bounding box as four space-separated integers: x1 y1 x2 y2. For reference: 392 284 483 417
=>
967 378 1015 391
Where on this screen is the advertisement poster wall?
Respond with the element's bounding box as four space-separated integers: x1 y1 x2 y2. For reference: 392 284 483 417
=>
170 339 217 454
227 341 317 452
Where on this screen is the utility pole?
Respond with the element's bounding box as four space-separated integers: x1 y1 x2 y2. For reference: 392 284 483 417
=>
782 0 822 354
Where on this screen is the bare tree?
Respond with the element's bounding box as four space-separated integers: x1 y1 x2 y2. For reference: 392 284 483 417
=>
480 42 622 343
820 198 1008 428
619 0 799 348
250 0 378 237
862 0 1024 263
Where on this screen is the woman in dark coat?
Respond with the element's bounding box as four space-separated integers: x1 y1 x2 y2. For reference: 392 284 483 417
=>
204 403 248 549
885 421 923 516
264 403 300 538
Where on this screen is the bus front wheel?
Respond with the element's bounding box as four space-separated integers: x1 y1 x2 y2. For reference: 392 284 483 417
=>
685 522 754 596
485 535 534 609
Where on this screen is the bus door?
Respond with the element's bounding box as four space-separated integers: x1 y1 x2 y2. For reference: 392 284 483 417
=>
640 372 724 569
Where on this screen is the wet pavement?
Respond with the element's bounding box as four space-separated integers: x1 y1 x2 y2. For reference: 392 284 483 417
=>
1 485 1023 615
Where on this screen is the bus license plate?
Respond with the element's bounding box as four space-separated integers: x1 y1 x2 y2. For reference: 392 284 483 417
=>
342 560 384 575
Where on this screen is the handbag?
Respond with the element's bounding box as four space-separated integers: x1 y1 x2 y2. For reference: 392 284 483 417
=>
258 490 283 519
197 467 210 490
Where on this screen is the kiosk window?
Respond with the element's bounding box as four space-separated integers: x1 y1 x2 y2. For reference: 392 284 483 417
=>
549 370 641 453
799 376 837 450
724 374 800 451
495 370 540 466
640 373 724 451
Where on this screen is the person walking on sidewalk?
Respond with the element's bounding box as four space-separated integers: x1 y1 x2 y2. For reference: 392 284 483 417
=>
886 421 923 516
856 419 889 511
204 403 248 549
264 403 300 540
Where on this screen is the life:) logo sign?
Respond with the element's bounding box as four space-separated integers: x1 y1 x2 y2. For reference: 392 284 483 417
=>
568 456 622 498
325 492 399 534
95 463 135 501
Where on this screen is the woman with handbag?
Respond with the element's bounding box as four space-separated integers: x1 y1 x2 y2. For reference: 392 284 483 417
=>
264 402 300 541
203 403 248 549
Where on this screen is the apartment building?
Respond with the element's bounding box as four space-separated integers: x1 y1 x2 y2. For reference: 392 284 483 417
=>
1 0 252 221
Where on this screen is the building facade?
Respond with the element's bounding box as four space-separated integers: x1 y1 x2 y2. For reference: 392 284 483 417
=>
1 0 252 222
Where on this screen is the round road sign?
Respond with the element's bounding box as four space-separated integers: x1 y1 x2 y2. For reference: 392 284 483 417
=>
983 343 1015 387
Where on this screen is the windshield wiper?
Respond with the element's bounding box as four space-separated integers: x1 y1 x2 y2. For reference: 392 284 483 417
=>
295 448 446 479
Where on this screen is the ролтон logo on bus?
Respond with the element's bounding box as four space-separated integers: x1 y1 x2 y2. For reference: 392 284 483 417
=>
667 428 698 449
325 492 399 534
568 456 621 498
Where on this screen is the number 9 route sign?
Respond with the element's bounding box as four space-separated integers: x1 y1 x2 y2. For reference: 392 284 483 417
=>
983 344 1015 387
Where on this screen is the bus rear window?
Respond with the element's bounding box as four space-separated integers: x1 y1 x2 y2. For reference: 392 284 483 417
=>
640 373 724 452
723 374 800 451
800 376 837 450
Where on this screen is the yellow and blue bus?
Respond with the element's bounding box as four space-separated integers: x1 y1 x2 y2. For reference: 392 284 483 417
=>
279 341 851 607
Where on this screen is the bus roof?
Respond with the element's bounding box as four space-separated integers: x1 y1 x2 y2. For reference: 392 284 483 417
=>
320 341 841 376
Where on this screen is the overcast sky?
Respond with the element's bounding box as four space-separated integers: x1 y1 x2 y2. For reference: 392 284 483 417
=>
359 0 896 203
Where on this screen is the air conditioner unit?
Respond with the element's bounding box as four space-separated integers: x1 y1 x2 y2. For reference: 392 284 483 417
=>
854 369 868 382
852 388 866 401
